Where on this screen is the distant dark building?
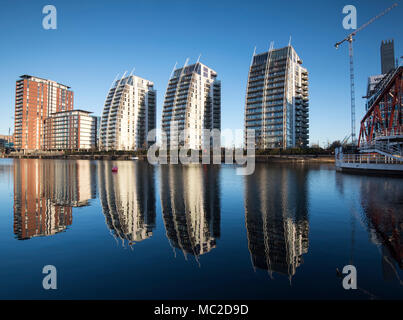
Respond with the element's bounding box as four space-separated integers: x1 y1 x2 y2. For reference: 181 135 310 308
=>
380 40 395 74
0 135 13 149
365 40 398 111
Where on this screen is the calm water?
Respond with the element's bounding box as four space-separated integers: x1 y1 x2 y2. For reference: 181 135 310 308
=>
0 158 402 299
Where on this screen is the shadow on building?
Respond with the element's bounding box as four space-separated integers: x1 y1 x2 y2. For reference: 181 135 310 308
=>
244 163 309 281
13 159 96 240
160 165 220 261
98 161 156 248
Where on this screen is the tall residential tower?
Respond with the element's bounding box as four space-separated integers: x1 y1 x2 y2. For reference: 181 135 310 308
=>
245 45 309 149
161 61 221 150
100 74 156 151
14 75 74 150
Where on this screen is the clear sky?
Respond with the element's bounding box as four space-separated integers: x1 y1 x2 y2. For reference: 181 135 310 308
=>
0 0 401 146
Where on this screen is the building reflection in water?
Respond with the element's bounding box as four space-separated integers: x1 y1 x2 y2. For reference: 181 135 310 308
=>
13 159 96 240
244 164 309 281
98 161 156 247
360 178 403 281
160 165 220 260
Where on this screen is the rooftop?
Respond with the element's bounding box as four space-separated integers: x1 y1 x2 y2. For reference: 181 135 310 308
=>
49 109 93 116
19 75 71 89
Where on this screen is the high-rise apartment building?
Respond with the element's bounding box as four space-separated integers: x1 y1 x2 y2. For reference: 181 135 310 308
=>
161 62 221 150
14 75 74 150
245 45 309 149
381 39 395 74
100 75 156 151
43 110 99 150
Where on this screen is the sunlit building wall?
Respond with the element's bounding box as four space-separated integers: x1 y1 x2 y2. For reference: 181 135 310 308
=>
43 110 99 150
245 45 309 149
100 75 156 150
14 75 74 150
161 62 221 149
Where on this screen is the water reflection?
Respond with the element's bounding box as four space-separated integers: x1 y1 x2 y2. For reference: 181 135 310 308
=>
244 164 309 280
360 178 403 280
13 159 96 240
160 165 220 259
98 161 156 246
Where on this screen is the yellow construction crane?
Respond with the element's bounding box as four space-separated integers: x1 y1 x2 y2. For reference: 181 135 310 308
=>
335 3 398 145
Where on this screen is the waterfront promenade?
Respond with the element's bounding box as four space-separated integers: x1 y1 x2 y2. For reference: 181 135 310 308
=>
1 151 334 163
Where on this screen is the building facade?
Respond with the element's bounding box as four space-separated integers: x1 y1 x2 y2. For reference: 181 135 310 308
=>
100 75 156 151
43 110 99 150
381 39 395 74
161 62 221 150
14 75 74 150
245 45 309 149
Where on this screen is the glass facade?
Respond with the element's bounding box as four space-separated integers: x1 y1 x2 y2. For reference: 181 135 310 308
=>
245 45 309 149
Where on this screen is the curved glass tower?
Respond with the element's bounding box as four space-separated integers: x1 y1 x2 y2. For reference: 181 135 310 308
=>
162 62 221 150
100 75 156 151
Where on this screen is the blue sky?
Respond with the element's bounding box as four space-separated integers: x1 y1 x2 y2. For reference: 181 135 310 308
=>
0 0 401 146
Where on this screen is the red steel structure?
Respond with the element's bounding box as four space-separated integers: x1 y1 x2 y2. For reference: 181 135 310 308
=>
358 66 402 147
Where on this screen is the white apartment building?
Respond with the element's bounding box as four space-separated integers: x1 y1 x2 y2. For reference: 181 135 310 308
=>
43 110 99 150
161 62 221 150
100 74 156 151
245 45 309 149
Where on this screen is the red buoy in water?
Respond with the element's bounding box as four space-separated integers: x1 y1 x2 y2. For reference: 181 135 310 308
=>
112 166 118 173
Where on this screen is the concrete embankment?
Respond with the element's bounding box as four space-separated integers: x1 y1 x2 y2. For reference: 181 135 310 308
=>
2 153 334 163
2 153 146 161
255 155 334 163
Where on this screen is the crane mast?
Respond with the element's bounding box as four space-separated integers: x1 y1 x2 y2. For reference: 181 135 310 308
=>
335 3 398 145
348 37 356 145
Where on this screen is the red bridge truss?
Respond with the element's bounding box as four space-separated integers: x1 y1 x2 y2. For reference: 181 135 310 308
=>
358 66 403 147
